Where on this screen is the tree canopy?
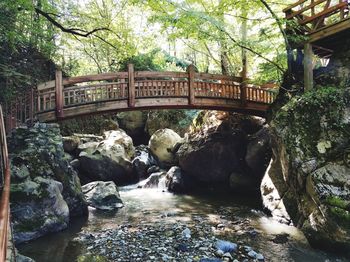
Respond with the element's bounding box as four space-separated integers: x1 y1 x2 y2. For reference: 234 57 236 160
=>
0 0 297 103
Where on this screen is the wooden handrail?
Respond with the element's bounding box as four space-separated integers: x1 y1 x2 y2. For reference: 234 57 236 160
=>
0 105 10 261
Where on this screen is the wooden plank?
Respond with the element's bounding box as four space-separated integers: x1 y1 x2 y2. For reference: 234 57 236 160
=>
194 72 242 82
308 17 350 41
304 43 314 91
135 71 188 79
63 72 128 86
37 80 55 91
128 64 135 107
286 0 328 19
55 70 64 118
300 2 347 25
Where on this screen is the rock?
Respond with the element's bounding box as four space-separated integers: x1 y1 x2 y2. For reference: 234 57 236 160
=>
82 181 123 211
182 228 191 239
265 87 350 253
132 145 157 178
149 129 182 166
11 177 70 243
165 166 186 193
16 253 35 262
176 243 189 252
145 110 200 137
117 111 148 144
62 136 80 153
247 250 257 259
223 252 233 260
177 112 247 183
215 240 238 253
78 129 135 185
9 124 88 243
141 171 167 188
147 165 160 174
199 259 222 262
245 127 271 176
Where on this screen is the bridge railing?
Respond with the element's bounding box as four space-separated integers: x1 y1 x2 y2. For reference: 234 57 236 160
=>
4 64 277 127
0 105 10 261
284 0 350 37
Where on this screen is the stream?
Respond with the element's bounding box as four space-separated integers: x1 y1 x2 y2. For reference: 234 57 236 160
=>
18 185 349 262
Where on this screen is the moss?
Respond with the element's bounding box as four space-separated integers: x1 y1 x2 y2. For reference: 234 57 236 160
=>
77 254 109 262
325 196 350 210
329 207 350 229
15 217 45 232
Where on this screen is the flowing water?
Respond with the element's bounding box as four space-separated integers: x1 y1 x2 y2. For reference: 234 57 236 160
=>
18 185 349 262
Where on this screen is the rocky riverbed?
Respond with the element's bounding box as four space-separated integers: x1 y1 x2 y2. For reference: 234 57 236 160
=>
18 186 349 262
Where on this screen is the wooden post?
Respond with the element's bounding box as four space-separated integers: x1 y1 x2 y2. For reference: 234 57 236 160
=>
128 64 135 107
304 43 314 91
29 88 34 126
55 69 64 119
188 64 195 105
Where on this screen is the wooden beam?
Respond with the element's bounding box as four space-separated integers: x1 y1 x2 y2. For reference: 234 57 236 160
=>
128 64 135 107
304 43 314 91
55 69 64 119
188 64 195 105
300 2 347 25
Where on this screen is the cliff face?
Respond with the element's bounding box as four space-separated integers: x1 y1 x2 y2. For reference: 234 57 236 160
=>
262 87 350 253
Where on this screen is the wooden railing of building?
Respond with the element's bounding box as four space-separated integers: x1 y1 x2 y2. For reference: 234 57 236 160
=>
4 65 278 126
284 0 350 43
0 106 10 261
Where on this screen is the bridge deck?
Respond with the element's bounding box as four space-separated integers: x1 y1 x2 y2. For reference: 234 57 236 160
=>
284 0 350 57
4 65 277 128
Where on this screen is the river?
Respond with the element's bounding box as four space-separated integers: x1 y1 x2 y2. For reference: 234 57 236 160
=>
18 185 349 262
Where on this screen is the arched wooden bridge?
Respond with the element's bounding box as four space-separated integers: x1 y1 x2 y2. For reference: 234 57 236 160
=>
5 64 277 131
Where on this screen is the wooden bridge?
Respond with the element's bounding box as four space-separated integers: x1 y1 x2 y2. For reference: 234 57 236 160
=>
284 0 350 90
4 64 277 131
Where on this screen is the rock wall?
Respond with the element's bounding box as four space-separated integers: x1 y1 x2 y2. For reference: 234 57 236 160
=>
9 124 87 243
263 87 350 253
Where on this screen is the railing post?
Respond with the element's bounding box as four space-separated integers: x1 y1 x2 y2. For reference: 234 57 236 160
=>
188 64 195 105
29 88 34 126
55 69 64 119
240 68 247 107
128 64 135 107
304 43 314 91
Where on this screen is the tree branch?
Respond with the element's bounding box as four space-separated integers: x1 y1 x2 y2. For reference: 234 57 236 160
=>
35 8 111 37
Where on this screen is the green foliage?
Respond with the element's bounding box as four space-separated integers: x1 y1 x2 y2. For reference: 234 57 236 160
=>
77 254 108 262
326 196 350 210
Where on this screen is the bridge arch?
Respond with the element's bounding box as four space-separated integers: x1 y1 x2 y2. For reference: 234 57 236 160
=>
5 64 277 130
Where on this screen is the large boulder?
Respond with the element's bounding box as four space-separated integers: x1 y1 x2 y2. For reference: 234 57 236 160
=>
9 124 87 243
264 87 350 253
82 181 123 211
145 110 200 136
177 112 248 183
148 129 182 166
132 145 157 178
78 129 135 185
11 178 69 243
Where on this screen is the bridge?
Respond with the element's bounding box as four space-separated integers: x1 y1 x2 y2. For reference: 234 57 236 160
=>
4 64 277 132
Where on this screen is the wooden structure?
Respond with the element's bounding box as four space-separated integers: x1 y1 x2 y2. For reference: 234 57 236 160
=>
284 0 350 89
0 106 11 261
4 65 277 128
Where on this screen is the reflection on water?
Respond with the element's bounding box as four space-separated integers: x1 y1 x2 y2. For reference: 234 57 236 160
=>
18 186 349 262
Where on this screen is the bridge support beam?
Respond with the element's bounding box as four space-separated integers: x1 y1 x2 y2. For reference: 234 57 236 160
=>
55 69 64 119
128 64 135 107
304 43 314 91
188 64 195 105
